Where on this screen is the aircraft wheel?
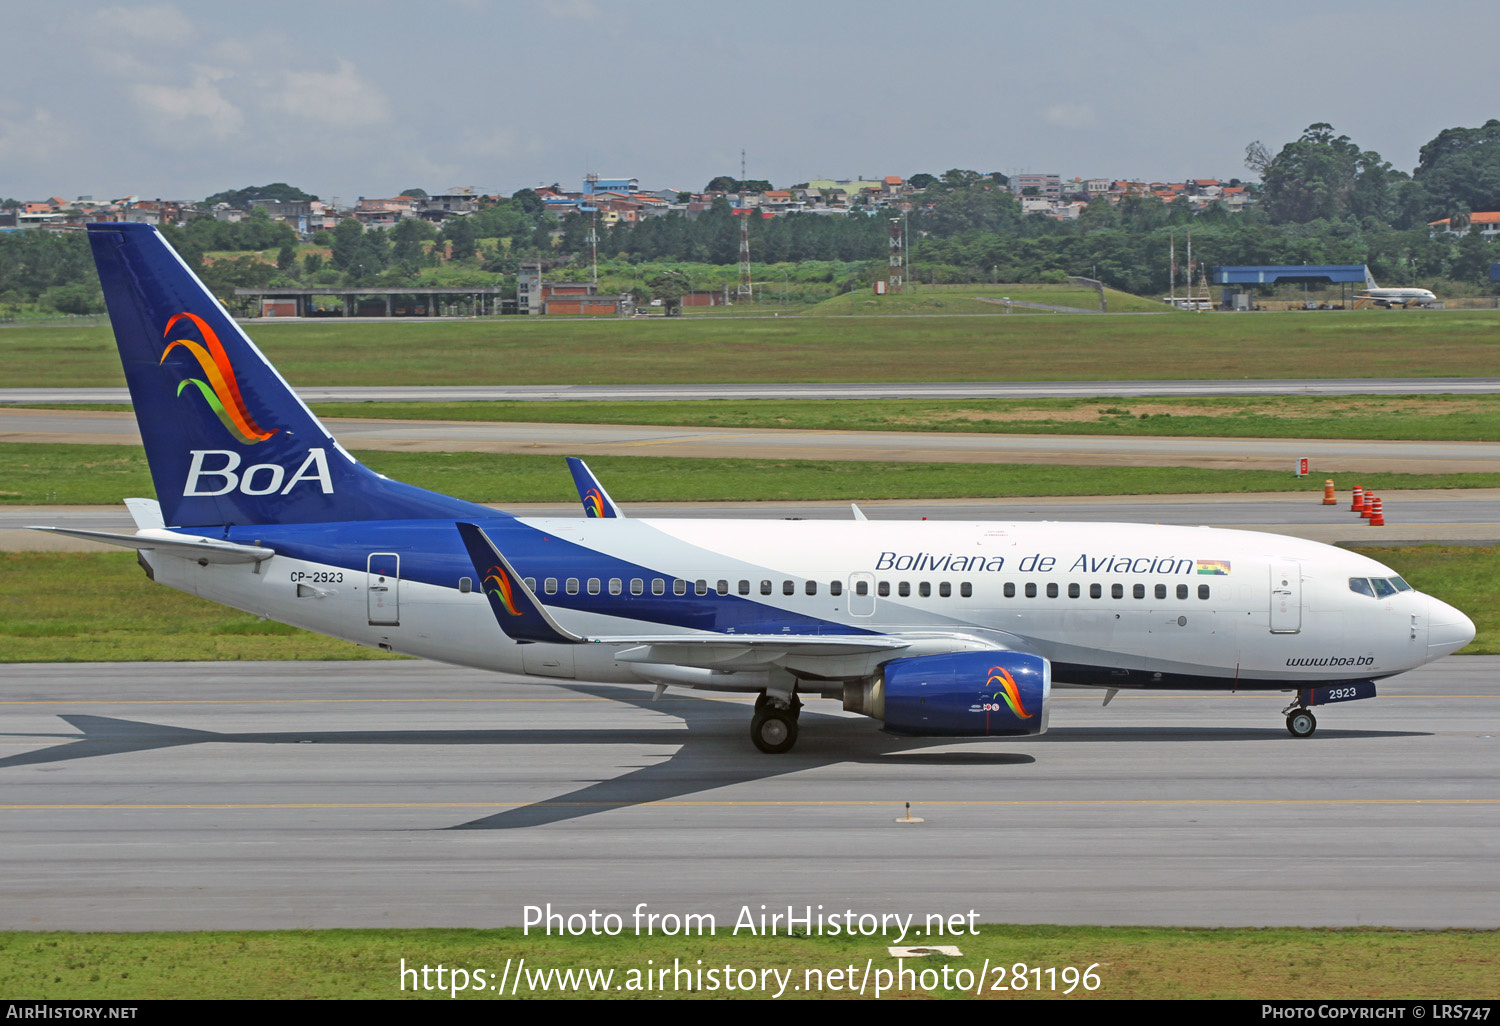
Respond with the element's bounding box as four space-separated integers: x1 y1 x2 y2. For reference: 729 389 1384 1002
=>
1285 709 1317 738
751 707 798 754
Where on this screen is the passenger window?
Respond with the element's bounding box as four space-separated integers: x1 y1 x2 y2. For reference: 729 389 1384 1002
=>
830 581 843 596
761 580 772 596
717 580 729 595
738 580 750 595
609 578 622 595
1090 583 1101 599
898 582 910 597
1133 583 1145 599
524 577 535 591
1112 583 1123 599
544 578 558 595
1198 584 1210 600
1176 584 1189 600
1025 583 1037 598
805 581 818 596
630 578 643 595
1004 582 1015 598
939 582 950 598
878 582 890 597
673 580 687 596
1046 583 1058 598
783 580 795 596
919 582 930 597
652 579 665 595
960 582 972 598
587 578 601 595
695 579 708 596
566 578 579 595
856 581 869 596
1068 583 1080 599
459 577 472 594
1155 584 1167 600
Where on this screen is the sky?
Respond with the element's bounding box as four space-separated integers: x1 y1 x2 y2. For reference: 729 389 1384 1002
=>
5 0 1498 204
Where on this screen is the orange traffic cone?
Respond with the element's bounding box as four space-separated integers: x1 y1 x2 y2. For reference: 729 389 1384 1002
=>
1350 485 1363 512
1369 497 1384 526
1323 480 1337 505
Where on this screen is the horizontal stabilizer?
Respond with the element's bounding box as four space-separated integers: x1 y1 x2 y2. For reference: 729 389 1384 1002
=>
27 527 275 563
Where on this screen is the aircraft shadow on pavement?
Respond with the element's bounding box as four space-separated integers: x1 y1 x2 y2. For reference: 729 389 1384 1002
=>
2 683 1417 830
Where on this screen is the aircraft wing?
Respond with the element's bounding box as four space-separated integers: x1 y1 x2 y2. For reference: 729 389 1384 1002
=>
27 527 275 564
453 522 1029 686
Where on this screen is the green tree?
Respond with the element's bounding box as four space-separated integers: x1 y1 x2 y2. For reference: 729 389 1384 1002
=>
276 244 296 272
203 183 317 209
1414 120 1500 219
1251 124 1402 224
646 269 692 315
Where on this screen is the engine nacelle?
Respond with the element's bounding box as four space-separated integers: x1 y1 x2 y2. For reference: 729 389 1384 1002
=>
844 651 1050 737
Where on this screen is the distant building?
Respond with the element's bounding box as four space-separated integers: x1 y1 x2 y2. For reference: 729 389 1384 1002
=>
1429 212 1500 238
1011 174 1061 199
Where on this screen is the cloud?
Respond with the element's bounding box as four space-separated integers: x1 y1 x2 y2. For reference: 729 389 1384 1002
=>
131 68 244 139
1044 102 1097 130
543 0 601 22
0 107 78 168
90 2 196 44
271 60 389 127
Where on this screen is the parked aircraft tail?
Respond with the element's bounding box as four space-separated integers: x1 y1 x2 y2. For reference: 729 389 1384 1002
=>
86 223 492 528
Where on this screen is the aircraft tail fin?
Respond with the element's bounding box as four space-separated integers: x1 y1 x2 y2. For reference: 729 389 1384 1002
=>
86 223 492 528
566 457 625 518
1363 265 1378 290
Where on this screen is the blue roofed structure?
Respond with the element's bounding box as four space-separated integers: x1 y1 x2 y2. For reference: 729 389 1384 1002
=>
1211 265 1369 285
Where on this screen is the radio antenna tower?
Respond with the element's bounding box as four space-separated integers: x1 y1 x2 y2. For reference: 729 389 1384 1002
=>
737 150 753 302
585 172 599 284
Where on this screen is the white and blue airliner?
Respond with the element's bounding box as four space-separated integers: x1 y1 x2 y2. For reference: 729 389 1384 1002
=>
33 223 1476 753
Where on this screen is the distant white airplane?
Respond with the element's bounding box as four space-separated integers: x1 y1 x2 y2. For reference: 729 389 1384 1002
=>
1360 269 1438 308
31 224 1476 753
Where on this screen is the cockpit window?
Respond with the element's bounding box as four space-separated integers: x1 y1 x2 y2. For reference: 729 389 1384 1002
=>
1350 576 1409 599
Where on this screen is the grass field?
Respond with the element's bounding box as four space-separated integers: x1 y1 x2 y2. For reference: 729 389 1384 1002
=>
4 308 1499 388
803 282 1169 315
6 443 1500 506
3 546 1493 662
0 925 1494 999
301 393 1500 443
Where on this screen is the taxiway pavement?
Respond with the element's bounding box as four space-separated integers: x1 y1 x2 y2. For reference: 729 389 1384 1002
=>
1 659 1495 931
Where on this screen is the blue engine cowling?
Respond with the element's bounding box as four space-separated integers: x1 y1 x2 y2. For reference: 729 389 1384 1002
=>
845 651 1051 736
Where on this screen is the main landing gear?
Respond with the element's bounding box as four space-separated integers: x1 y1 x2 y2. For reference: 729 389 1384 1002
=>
751 692 802 754
1281 701 1317 738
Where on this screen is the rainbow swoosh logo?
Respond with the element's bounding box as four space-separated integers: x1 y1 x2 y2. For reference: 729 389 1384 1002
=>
986 666 1034 719
482 564 525 616
583 488 606 518
159 312 276 445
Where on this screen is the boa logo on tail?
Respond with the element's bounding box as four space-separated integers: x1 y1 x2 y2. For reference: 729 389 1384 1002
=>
160 312 277 445
986 666 1034 719
483 564 525 616
583 488 606 518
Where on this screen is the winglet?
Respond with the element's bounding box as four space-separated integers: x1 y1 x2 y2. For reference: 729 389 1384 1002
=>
456 522 586 644
566 457 625 518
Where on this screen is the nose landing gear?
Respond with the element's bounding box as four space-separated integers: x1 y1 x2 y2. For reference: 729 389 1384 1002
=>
1283 705 1317 738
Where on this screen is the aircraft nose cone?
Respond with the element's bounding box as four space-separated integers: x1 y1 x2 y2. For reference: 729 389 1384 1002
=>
1427 596 1476 661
